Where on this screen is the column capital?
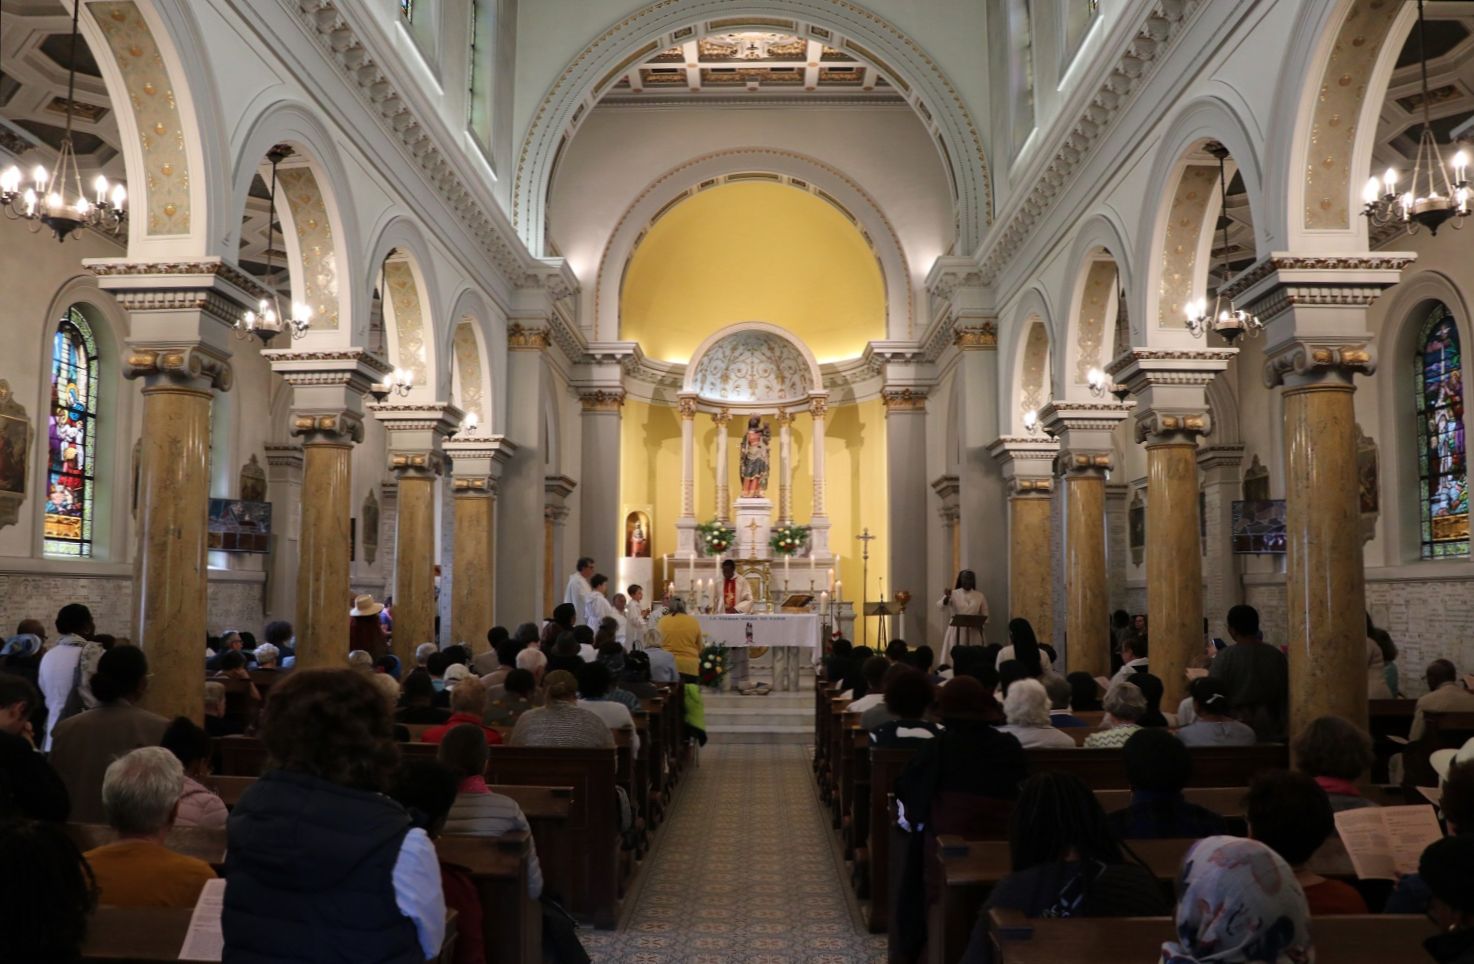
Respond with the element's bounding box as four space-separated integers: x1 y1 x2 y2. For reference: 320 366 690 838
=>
988 436 1061 493
953 323 998 351
507 322 551 352
263 443 304 472
544 474 577 504
123 344 233 393
372 402 461 478
881 387 928 412
291 410 364 445
578 389 625 412
677 393 698 419
267 348 392 444
544 503 570 525
444 435 517 493
1264 340 1376 389
931 473 960 505
1108 348 1234 445
775 407 795 426
713 407 733 427
809 392 830 420
87 256 268 327
1037 401 1130 478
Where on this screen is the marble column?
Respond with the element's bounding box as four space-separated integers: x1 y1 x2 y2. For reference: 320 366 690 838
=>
713 410 731 523
777 409 795 524
884 388 930 644
1111 350 1233 708
579 390 624 572
498 322 548 623
373 404 459 655
809 393 832 559
989 436 1061 648
676 393 698 557
545 475 576 611
1040 403 1130 675
445 435 515 654
1223 254 1411 736
263 444 303 622
264 350 388 670
1198 446 1246 637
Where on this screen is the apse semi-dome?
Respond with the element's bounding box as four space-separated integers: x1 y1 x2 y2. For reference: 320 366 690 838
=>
686 327 818 405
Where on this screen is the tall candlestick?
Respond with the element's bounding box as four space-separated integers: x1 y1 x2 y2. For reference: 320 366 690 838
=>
662 553 669 588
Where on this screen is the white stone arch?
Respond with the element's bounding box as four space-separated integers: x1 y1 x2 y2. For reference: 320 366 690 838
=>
682 323 823 412
364 217 446 399
515 0 991 257
1056 213 1134 393
75 0 229 259
1204 373 1241 447
1373 269 1474 563
444 287 497 432
595 149 914 342
541 379 562 474
34 274 134 563
1135 98 1268 349
226 101 364 346
1001 285 1054 435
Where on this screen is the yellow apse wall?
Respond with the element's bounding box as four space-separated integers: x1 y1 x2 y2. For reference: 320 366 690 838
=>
619 181 886 363
621 397 891 644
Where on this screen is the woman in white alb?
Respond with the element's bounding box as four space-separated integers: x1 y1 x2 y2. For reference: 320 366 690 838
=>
937 569 988 669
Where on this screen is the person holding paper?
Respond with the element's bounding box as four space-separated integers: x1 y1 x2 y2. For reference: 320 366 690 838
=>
1386 756 1474 915
1245 770 1367 913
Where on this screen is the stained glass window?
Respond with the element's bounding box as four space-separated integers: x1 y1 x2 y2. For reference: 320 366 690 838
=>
44 309 97 557
1415 303 1468 558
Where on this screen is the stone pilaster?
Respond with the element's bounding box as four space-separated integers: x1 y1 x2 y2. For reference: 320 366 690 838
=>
265 349 390 669
883 387 929 643
544 475 577 616
676 393 698 559
1109 349 1234 707
499 318 549 624
776 409 795 525
263 444 303 623
1038 401 1131 676
989 436 1061 648
1223 253 1413 736
932 475 960 582
1198 445 1246 639
444 435 516 654
809 393 832 560
713 409 732 524
578 388 624 575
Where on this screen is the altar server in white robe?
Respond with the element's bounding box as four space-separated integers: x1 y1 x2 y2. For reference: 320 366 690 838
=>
584 573 620 631
937 569 989 669
564 557 595 626
620 586 649 649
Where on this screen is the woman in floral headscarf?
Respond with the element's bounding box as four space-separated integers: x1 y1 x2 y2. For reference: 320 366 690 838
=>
1162 836 1313 964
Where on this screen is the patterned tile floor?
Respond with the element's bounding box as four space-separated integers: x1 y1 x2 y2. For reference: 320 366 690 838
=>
580 744 888 963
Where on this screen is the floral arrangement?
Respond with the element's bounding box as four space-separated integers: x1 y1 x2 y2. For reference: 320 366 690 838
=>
698 639 729 688
696 519 736 555
769 523 811 556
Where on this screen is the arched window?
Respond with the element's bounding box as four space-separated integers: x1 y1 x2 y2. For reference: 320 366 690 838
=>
44 308 98 557
1415 303 1468 559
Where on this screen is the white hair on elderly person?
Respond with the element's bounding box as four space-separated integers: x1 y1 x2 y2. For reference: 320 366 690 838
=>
203 680 226 714
516 647 548 677
365 671 400 714
101 746 185 837
1002 677 1054 728
1103 680 1147 723
415 642 438 667
252 642 280 668
347 649 374 673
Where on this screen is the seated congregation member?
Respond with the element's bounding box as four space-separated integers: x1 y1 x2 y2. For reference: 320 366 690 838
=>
573 625 598 663
1386 756 1474 914
414 641 438 670
860 662 914 730
1067 671 1103 712
1208 603 1288 741
643 632 678 682
373 654 403 680
421 677 502 746
1411 659 1474 742
998 678 1074 748
50 646 168 825
366 671 413 742
1245 770 1366 914
1044 673 1086 728
1126 671 1170 727
386 759 485 964
838 645 876 700
1175 677 1256 746
995 617 1051 675
347 648 376 675
1160 837 1311 964
442 663 473 693
0 674 68 821
1106 729 1229 841
1293 714 1378 811
436 725 543 897
159 717 227 831
37 603 97 749
961 772 1169 964
84 747 217 907
594 646 643 710
869 669 941 747
1082 680 1147 748
202 681 242 738
397 670 452 725
224 669 446 963
206 629 246 672
510 670 615 749
996 659 1029 700
1108 634 1149 687
251 642 282 670
885 639 909 663
475 626 511 677
0 817 96 961
577 662 640 757
545 633 586 678
479 634 520 692
617 650 660 701
908 644 938 682
516 646 549 692
262 619 296 667
1420 835 1474 964
821 636 853 683
483 668 538 726
845 656 892 716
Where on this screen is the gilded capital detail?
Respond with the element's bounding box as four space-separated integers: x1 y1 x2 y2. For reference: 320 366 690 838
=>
507 323 551 351
291 411 365 445
677 396 698 419
579 390 625 412
810 397 828 420
389 450 447 479
1265 342 1377 389
124 346 233 392
1059 448 1114 478
954 323 998 350
453 477 496 495
1010 477 1055 496
881 388 928 412
1136 410 1212 445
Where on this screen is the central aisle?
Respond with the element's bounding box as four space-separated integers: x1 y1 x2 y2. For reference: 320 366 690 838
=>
581 744 887 963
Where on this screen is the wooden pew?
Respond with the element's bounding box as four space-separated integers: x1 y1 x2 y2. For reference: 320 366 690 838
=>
484 746 621 929
1403 710 1474 787
437 833 541 964
1369 698 1418 782
1020 744 1288 788
214 735 438 776
865 745 923 934
82 907 459 962
1093 783 1417 818
986 908 1434 964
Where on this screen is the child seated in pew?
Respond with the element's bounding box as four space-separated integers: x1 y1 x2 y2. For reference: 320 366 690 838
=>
960 771 1170 964
1162 837 1313 964
1106 729 1231 841
435 724 543 899
1245 769 1367 914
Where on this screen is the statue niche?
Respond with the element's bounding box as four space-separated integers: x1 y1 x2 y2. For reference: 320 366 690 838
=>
739 416 771 498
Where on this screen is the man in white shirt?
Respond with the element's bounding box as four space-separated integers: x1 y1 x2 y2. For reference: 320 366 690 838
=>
624 585 651 648
609 593 632 650
584 574 620 632
1108 636 1150 688
36 603 95 751
563 557 595 626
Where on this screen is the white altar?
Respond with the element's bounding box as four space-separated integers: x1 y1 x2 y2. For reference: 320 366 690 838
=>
698 613 818 691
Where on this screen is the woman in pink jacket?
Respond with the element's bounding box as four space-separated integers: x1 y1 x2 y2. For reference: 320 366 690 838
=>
160 716 227 830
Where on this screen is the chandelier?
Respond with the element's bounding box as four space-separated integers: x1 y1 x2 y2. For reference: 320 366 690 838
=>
235 147 311 346
1363 0 1469 235
1086 367 1130 402
0 0 125 241
1186 144 1263 344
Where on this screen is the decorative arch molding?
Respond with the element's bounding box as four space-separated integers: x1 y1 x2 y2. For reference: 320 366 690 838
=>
1057 212 1135 393
595 149 913 342
682 322 824 411
226 101 363 343
79 0 227 258
1204 371 1241 447
1003 286 1054 434
445 288 498 430
366 217 444 398
516 0 990 257
1136 97 1267 349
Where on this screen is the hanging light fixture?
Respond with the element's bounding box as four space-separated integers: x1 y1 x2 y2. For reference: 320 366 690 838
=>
235 147 311 346
1363 0 1469 235
1086 366 1130 402
368 368 415 402
1186 143 1263 344
0 0 126 241
1022 409 1040 436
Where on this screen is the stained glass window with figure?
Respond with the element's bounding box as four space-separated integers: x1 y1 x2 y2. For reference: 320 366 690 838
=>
1416 303 1468 558
44 309 97 557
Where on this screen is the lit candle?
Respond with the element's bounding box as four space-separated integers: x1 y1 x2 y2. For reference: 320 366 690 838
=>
94 175 108 204
827 568 835 592
835 580 842 603
662 553 669 587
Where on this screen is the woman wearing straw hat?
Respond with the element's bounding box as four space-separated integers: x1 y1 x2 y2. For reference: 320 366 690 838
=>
350 594 390 659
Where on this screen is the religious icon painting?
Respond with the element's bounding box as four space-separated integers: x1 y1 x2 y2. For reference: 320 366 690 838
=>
624 510 652 558
0 379 32 530
44 310 97 556
1415 304 1469 558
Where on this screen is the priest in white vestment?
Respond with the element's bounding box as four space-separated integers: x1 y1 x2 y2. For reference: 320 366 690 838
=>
720 559 756 687
584 573 620 632
937 569 988 668
563 556 595 626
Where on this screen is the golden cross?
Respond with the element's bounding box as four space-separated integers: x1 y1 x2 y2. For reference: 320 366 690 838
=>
745 518 761 555
856 527 876 560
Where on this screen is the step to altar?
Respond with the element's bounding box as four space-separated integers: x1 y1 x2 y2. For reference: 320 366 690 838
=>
702 682 815 745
